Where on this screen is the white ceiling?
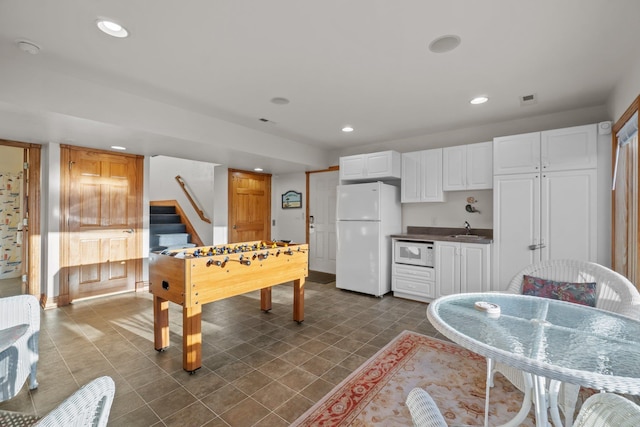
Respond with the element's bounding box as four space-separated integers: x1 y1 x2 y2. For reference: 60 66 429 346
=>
0 0 639 173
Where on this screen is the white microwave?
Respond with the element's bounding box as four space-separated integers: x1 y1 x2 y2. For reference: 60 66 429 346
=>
394 240 434 267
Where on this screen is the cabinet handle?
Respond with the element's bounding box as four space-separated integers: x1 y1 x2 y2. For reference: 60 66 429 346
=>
528 243 546 250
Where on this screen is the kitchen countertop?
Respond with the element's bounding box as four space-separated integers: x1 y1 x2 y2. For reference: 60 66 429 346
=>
391 226 493 244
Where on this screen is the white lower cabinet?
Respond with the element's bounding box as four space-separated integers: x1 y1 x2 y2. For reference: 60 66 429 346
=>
392 264 435 303
435 241 490 297
392 241 490 303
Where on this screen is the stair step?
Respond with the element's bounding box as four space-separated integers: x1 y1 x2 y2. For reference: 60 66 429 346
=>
150 214 182 224
150 205 177 215
151 243 197 252
150 223 187 234
157 233 191 247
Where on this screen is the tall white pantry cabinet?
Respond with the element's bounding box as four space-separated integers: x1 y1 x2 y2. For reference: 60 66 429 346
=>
492 124 598 290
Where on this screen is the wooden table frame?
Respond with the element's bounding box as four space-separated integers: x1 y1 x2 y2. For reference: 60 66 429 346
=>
149 242 308 373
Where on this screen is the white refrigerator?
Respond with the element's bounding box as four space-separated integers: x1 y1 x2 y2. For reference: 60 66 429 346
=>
336 181 401 296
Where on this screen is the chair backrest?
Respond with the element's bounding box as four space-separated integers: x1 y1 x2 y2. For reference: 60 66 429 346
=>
405 388 448 427
35 376 115 427
505 259 640 319
573 392 640 427
0 294 40 331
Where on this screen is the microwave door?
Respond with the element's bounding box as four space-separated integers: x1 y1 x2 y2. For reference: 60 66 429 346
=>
395 242 431 266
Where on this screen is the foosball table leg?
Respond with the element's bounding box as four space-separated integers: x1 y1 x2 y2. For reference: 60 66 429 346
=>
153 296 170 351
293 278 305 324
183 305 202 373
260 287 272 312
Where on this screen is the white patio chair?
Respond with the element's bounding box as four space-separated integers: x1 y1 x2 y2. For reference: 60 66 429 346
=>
491 259 640 426
0 295 40 402
0 376 115 427
406 387 447 427
406 388 640 427
572 392 640 427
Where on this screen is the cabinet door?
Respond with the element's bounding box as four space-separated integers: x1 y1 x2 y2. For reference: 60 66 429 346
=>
492 173 540 290
541 124 597 172
435 241 458 297
366 151 401 178
339 155 366 180
460 243 490 293
401 151 421 203
422 149 445 202
467 141 493 189
540 169 597 262
493 132 541 175
442 146 466 191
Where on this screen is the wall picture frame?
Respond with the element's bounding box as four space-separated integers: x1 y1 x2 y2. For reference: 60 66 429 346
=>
282 190 302 209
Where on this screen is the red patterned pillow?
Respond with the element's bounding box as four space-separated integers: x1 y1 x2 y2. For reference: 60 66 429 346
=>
521 275 597 307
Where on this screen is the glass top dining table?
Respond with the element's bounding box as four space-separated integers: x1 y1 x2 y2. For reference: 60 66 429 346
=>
427 293 640 427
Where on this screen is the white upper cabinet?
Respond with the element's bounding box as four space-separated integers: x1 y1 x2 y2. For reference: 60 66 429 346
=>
493 124 597 175
541 124 598 172
401 148 444 203
493 132 541 175
442 145 466 191
339 150 401 182
443 141 493 191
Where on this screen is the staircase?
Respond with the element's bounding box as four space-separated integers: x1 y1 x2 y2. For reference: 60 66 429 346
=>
149 204 197 252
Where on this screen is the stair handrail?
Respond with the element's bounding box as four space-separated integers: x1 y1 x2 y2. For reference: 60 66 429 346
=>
174 175 212 224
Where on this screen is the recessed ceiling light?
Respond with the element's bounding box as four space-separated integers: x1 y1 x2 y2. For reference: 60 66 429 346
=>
470 96 489 105
96 19 129 38
254 167 263 172
270 97 290 105
428 35 461 53
110 145 127 151
16 40 41 55
342 126 354 133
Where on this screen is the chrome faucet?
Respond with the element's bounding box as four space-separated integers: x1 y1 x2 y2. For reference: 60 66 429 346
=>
464 221 471 235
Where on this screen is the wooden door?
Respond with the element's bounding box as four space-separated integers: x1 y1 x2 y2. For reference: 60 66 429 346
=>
228 169 271 243
61 147 143 303
307 169 338 273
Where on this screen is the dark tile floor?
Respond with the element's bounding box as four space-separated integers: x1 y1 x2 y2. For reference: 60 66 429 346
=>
0 280 443 426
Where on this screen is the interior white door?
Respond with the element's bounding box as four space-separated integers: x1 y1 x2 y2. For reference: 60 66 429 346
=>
309 170 338 273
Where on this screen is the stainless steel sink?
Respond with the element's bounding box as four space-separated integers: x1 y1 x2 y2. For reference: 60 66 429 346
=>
449 234 483 239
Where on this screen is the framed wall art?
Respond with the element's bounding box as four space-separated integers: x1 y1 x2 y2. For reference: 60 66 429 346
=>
282 190 302 209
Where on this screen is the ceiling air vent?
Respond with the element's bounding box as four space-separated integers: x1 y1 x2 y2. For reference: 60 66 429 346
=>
520 93 537 106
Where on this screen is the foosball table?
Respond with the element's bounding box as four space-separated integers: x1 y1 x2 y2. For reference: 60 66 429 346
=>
149 240 309 373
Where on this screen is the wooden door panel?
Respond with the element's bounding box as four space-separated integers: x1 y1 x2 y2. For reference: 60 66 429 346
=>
80 183 100 226
108 184 128 226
